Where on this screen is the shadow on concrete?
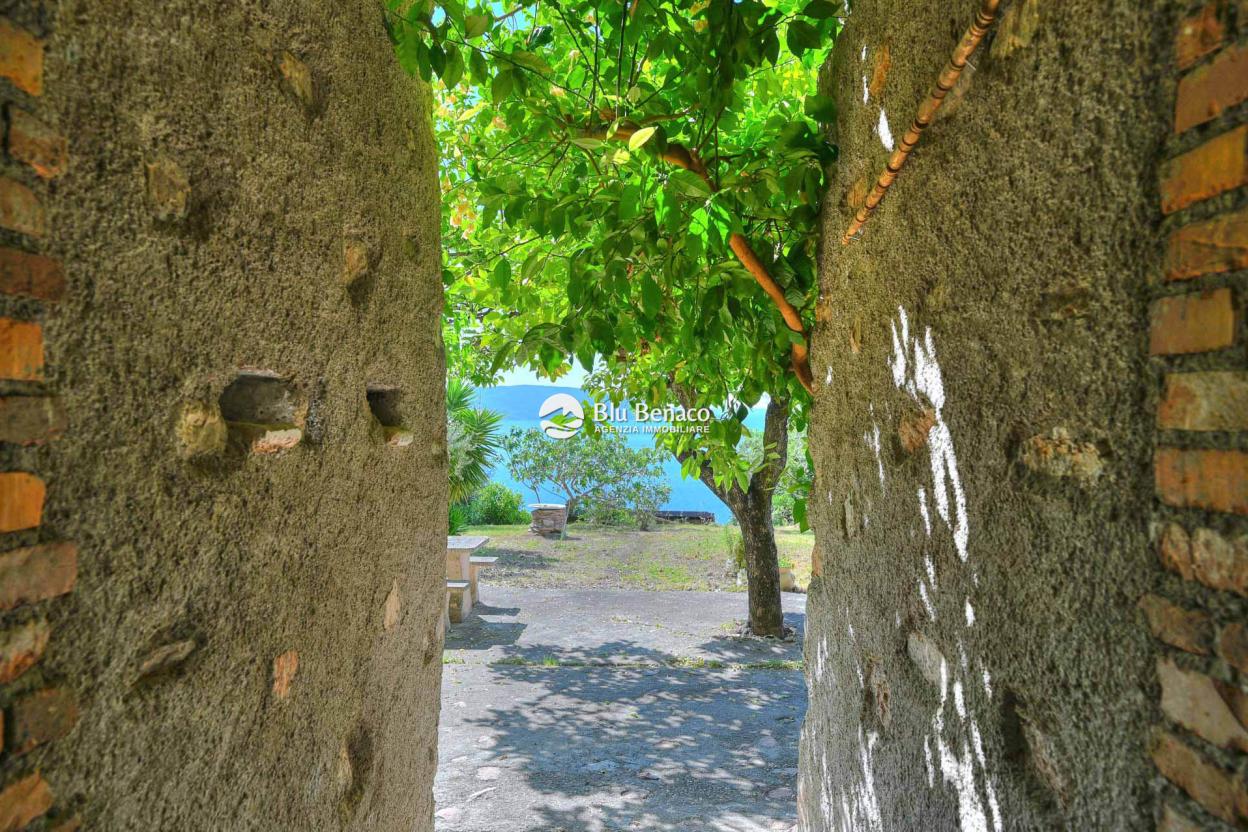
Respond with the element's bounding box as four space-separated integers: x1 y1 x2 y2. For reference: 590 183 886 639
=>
437 637 803 831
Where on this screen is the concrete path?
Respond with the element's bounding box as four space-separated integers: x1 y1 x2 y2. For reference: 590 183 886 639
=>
436 586 807 832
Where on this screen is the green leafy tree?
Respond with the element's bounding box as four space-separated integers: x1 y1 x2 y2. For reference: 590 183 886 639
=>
387 0 841 634
503 428 671 524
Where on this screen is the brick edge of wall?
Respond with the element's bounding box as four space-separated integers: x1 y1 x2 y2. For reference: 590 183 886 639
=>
0 14 80 831
1147 2 1248 828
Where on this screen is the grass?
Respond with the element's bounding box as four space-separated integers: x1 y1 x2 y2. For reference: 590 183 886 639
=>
461 521 814 593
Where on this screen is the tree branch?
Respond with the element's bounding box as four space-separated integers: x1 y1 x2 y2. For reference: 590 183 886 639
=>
579 119 814 393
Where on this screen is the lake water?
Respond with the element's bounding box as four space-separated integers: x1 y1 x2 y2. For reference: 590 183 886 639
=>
475 386 765 524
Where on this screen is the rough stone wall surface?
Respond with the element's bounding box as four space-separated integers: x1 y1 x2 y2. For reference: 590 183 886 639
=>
801 0 1184 829
0 1 446 830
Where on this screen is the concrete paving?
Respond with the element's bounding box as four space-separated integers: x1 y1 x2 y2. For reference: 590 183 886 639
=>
436 586 807 832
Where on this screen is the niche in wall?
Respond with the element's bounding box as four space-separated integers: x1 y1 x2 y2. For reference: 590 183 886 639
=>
218 371 305 455
366 386 413 447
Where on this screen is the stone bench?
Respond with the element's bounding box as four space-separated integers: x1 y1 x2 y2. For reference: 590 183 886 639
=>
446 579 470 625
468 555 497 605
446 535 489 620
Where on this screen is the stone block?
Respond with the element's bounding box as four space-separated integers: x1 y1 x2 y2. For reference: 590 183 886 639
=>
6 107 66 179
0 247 63 300
0 541 77 610
1138 594 1212 654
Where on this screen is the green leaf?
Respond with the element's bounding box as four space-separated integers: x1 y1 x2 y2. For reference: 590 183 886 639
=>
441 45 465 89
804 94 836 122
800 0 841 19
509 50 553 75
464 13 490 38
786 20 820 55
491 259 511 289
669 169 712 198
491 69 515 103
641 277 662 317
627 125 658 150
468 47 489 84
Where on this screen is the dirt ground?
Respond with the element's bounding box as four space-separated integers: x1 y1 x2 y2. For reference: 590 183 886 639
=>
463 523 817 592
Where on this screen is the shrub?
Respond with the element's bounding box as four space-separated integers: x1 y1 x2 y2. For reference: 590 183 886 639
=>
448 502 470 535
465 483 530 525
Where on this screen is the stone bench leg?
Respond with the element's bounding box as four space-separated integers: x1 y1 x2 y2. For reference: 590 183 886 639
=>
448 589 469 624
469 564 481 605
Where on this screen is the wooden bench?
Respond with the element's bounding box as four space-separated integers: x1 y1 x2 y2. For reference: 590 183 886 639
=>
468 555 498 605
445 580 470 625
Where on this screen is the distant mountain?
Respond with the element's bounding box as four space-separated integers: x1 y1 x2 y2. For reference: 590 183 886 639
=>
470 384 586 421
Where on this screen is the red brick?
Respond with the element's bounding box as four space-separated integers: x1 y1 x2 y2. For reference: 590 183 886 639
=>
1159 522 1248 594
0 541 76 610
1158 658 1248 751
1156 448 1248 514
0 472 43 533
0 318 42 381
9 687 77 754
1176 43 1248 133
1219 622 1248 672
1158 372 1248 431
1138 593 1212 654
1177 2 1226 69
0 247 62 301
6 109 64 180
1149 288 1235 355
1151 729 1248 822
1160 126 1248 214
0 20 42 97
0 620 46 684
1165 207 1248 280
0 177 42 237
0 773 50 831
0 397 64 445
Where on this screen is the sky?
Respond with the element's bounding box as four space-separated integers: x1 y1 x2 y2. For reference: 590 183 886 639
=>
497 362 588 388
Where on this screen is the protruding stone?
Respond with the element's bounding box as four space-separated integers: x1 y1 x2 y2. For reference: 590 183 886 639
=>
273 649 298 699
991 0 1043 59
176 401 227 458
145 157 189 221
279 51 314 109
231 423 302 455
137 639 196 679
341 239 371 287
1019 428 1103 484
906 632 945 688
384 426 414 447
898 408 935 454
383 579 401 631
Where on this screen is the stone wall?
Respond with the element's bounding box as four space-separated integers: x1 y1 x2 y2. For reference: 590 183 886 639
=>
0 1 446 829
799 0 1207 828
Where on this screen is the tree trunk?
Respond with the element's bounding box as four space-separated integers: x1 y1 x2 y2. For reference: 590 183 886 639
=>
679 394 790 637
734 484 785 637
